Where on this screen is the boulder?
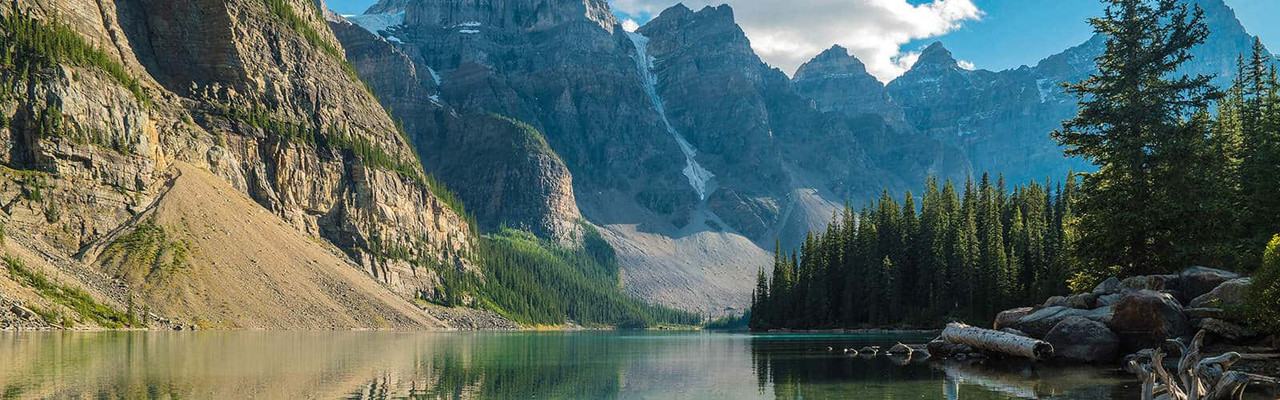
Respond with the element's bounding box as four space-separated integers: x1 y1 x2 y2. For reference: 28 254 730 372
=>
1198 318 1256 341
1178 267 1240 300
1093 277 1122 295
1044 316 1121 363
1108 290 1190 351
1185 307 1226 319
994 307 1036 330
9 305 34 320
1189 277 1251 309
1045 293 1098 309
1009 306 1114 339
1097 293 1124 307
1120 274 1178 292
1042 296 1064 307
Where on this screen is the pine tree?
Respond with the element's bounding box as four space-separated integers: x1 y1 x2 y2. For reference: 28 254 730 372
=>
1053 0 1222 276
751 266 769 330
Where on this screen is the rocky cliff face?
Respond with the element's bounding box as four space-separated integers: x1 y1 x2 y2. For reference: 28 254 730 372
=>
0 0 477 327
793 45 905 126
330 15 583 243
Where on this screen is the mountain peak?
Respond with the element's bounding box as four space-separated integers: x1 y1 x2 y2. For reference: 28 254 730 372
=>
915 42 957 68
793 45 869 81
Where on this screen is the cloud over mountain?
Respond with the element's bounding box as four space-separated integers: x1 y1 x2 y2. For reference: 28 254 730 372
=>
610 0 982 82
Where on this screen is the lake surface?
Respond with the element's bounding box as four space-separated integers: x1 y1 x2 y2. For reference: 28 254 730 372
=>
0 330 1162 399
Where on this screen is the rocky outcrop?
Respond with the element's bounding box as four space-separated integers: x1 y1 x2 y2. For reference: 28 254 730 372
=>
792 45 905 125
329 14 582 243
1044 316 1120 363
1190 277 1251 308
0 0 476 327
1179 266 1241 299
993 307 1035 330
1005 305 1113 339
1109 290 1190 351
990 266 1265 366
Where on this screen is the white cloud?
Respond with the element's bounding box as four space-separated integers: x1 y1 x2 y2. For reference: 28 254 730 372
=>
957 59 976 70
893 51 922 74
610 0 982 82
622 18 641 32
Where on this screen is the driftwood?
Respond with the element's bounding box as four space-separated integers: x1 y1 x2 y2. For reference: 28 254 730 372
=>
1129 330 1280 400
940 322 1054 360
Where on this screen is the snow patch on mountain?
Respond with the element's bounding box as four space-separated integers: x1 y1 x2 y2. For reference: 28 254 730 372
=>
626 32 716 201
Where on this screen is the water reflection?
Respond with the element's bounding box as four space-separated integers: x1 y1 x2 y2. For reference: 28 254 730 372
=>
0 331 1147 399
746 333 1140 400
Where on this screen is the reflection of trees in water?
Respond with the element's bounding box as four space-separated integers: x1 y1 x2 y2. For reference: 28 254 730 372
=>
350 333 623 399
748 336 1130 400
748 336 942 399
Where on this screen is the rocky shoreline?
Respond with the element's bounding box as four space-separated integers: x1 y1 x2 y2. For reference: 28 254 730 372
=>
923 267 1280 379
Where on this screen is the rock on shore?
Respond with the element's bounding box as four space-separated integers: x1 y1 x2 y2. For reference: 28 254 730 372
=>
995 267 1267 363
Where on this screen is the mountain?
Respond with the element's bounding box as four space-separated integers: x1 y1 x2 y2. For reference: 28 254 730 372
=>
883 0 1267 185
328 14 582 243
792 45 906 126
339 0 966 314
0 0 485 329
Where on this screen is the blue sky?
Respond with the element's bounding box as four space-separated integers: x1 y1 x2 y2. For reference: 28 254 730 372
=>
328 0 1279 79
905 0 1279 72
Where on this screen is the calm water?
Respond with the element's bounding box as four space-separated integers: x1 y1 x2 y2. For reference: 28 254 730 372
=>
0 330 1149 399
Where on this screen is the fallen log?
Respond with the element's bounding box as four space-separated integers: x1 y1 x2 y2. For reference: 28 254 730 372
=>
940 322 1054 360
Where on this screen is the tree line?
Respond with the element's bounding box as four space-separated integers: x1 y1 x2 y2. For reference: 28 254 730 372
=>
751 174 1078 330
751 0 1280 331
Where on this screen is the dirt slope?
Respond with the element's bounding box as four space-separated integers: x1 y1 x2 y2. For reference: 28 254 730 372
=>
105 163 446 330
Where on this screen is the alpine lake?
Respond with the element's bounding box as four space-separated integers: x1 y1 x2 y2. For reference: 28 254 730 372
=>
2 330 1274 399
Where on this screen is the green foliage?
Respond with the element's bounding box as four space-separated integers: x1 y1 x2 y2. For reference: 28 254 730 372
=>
41 203 58 223
485 113 554 154
750 173 1078 330
3 255 138 328
704 311 749 331
1052 0 1223 276
1214 39 1280 271
98 218 190 287
460 227 700 328
1242 236 1280 333
0 7 148 105
18 172 44 202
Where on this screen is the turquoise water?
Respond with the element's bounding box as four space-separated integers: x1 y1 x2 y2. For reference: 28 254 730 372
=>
0 330 1153 399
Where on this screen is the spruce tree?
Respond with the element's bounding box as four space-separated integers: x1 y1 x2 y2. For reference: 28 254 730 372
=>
1053 0 1221 275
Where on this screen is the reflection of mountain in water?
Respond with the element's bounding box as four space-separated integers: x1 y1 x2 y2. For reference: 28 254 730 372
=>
0 331 1195 399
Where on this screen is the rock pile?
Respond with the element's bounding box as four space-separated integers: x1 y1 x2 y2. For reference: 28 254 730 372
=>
990 267 1266 363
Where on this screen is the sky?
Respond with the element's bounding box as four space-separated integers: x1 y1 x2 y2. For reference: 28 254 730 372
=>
328 0 1280 82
